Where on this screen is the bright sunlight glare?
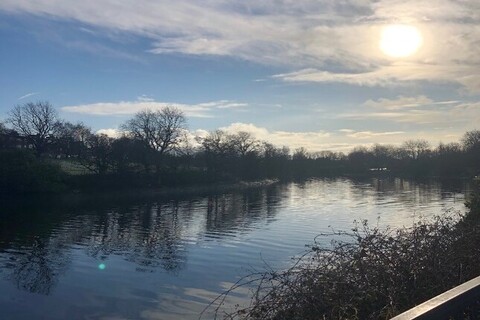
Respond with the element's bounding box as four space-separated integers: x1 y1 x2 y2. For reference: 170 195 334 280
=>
380 25 423 58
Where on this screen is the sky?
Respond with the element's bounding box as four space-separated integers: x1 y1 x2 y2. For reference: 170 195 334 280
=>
0 0 479 152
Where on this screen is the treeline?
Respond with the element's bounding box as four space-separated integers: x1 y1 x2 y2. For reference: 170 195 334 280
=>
1 101 480 193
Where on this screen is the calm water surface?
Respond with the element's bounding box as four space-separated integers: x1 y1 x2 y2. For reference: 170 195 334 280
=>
0 178 470 319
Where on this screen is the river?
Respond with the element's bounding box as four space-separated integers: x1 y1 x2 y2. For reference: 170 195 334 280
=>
0 177 470 319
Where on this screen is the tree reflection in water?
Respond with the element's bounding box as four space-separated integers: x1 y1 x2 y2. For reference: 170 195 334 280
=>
85 202 189 273
10 238 70 295
0 183 284 295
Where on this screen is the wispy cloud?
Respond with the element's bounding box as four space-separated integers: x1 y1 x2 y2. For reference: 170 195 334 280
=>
17 92 39 100
345 131 405 139
272 62 480 91
2 1 479 90
337 97 480 126
61 98 248 117
336 127 464 147
137 95 154 102
363 96 459 110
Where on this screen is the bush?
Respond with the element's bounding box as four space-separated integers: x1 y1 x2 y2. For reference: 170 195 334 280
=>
0 150 66 194
210 181 480 320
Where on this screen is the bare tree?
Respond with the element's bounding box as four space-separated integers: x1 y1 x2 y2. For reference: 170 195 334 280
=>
293 147 309 160
8 101 59 155
198 131 260 157
436 142 462 155
121 107 186 155
197 130 233 156
80 133 113 174
462 130 480 151
0 121 17 149
228 131 260 157
402 139 431 160
0 121 6 134
261 142 290 160
55 121 91 157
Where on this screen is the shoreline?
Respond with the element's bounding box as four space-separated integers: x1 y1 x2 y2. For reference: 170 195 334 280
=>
63 178 281 200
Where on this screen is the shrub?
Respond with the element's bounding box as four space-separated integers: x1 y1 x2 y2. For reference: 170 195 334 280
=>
0 150 66 194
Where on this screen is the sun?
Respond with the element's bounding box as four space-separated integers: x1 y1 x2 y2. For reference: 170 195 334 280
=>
380 25 423 58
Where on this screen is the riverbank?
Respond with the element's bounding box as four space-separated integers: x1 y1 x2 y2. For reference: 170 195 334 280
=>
2 149 478 195
69 178 280 198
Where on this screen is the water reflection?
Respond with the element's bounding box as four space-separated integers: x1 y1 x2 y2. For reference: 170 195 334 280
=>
355 177 469 209
9 238 70 295
205 187 283 236
84 203 189 273
0 184 285 296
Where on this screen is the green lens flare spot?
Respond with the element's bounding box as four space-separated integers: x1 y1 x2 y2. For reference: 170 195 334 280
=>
98 263 106 270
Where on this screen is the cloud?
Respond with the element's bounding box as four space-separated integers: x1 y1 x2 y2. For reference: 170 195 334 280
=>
17 92 40 100
363 96 459 110
337 97 480 126
2 1 479 90
96 128 121 138
218 122 344 152
345 131 405 139
272 62 480 91
137 95 154 102
197 100 247 109
61 98 248 117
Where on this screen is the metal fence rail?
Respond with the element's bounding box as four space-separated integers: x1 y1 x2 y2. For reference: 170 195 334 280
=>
391 275 480 320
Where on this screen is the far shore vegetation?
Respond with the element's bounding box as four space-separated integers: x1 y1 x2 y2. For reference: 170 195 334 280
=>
1 101 480 194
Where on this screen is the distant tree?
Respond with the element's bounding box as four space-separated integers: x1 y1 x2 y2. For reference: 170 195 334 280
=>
259 142 291 177
7 101 60 155
402 139 431 160
0 150 65 193
348 146 371 171
462 130 480 151
197 130 233 156
110 136 146 174
228 132 260 157
225 132 261 178
0 122 19 150
436 142 462 155
434 142 464 176
262 143 290 161
196 130 233 175
262 142 278 159
80 134 113 174
122 107 186 154
370 144 396 168
54 122 91 157
121 107 186 171
312 151 334 160
293 147 309 160
166 130 197 170
461 130 480 173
